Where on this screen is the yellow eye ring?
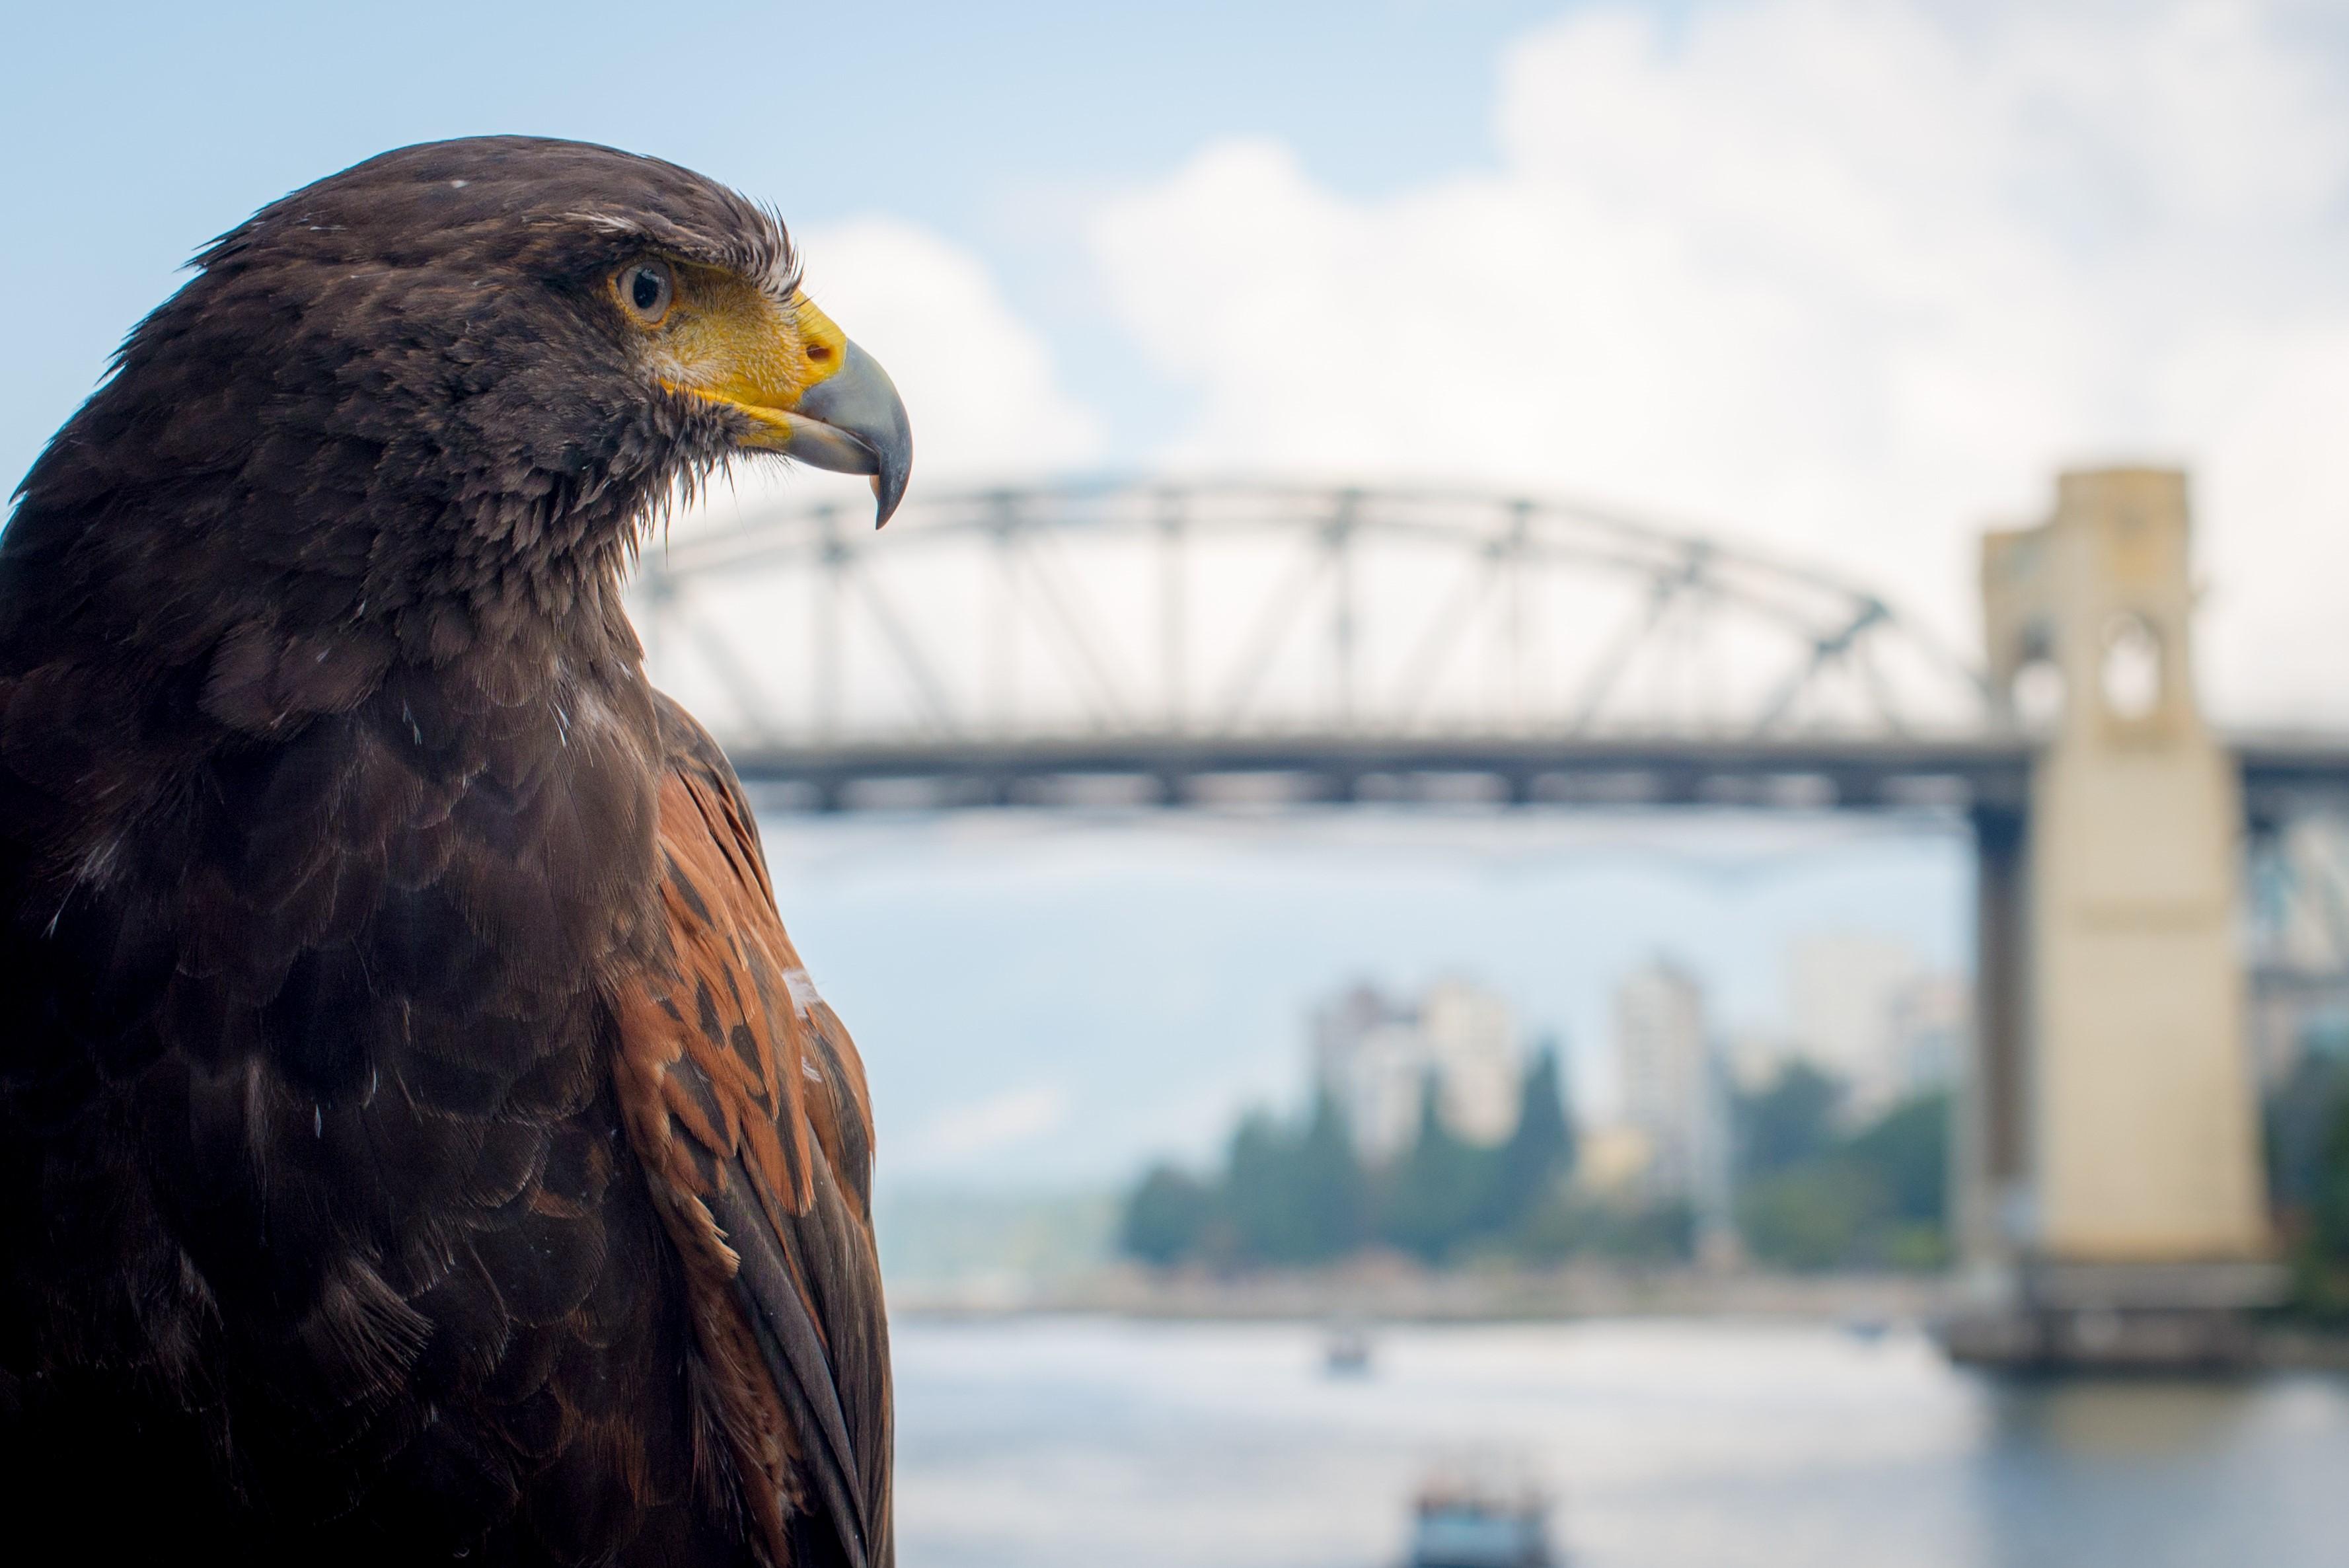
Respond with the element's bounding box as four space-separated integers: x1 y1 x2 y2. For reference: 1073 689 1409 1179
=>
615 260 675 326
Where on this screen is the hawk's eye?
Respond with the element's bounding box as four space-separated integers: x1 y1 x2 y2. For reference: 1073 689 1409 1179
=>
616 260 674 325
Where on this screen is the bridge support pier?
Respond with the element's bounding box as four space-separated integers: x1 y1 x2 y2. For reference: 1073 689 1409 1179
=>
1951 469 2281 1368
1960 803 2032 1273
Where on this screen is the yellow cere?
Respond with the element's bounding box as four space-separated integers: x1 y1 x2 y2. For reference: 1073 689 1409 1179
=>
644 260 849 448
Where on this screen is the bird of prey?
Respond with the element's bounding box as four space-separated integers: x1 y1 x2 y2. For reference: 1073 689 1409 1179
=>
0 137 911 1567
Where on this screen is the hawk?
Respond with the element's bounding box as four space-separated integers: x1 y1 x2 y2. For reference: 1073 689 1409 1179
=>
0 137 911 1567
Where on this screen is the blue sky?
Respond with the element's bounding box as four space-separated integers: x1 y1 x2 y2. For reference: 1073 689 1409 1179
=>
15 2 2349 713
11 1 2349 1188
5 0 1579 487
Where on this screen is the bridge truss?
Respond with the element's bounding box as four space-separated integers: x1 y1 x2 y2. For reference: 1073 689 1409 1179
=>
633 480 2003 810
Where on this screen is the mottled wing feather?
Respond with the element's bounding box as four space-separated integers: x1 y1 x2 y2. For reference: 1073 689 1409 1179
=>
0 649 736 1565
614 697 890 1568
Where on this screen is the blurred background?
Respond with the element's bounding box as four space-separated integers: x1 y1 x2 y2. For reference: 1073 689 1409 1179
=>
15 3 2349 1564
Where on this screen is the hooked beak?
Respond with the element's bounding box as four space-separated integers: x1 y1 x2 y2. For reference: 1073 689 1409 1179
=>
663 281 914 528
783 340 913 528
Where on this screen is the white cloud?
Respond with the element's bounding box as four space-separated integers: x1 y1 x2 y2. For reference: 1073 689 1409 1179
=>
894 1083 1073 1171
1087 0 2349 721
800 216 1103 481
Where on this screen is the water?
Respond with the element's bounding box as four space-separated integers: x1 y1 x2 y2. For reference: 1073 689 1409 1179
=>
892 1315 2349 1568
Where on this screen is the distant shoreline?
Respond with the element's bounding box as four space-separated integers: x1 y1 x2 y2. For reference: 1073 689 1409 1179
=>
886 1264 2349 1370
887 1261 1958 1323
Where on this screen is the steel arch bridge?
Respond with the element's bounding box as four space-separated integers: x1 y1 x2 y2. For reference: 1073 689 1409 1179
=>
639 468 2349 1351
632 478 2021 811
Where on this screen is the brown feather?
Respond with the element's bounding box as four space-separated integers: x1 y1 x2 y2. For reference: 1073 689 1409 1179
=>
615 698 889 1568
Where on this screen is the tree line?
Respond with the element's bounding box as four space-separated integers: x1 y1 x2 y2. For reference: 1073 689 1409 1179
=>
1122 1049 1577 1267
2267 1046 2349 1319
1119 1027 2349 1288
1731 1063 1949 1269
1119 1049 1954 1271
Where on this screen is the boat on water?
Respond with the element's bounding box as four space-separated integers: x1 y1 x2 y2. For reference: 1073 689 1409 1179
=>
1405 1481 1554 1568
1324 1318 1374 1376
1839 1312 1892 1344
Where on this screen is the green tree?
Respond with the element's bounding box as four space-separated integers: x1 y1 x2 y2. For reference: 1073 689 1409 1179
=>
1120 1163 1214 1265
1119 1046 1588 1271
1516 1187 1694 1265
2313 1089 2349 1254
2256 1053 2349 1318
1225 1110 1313 1263
1738 1162 1884 1270
1379 1076 1497 1262
1736 1061 1844 1177
2268 1054 2349 1225
1733 1086 1951 1271
1292 1088 1368 1261
1844 1088 1949 1226
1492 1043 1575 1229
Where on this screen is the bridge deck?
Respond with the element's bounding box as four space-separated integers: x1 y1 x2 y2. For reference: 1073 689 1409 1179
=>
724 729 2349 815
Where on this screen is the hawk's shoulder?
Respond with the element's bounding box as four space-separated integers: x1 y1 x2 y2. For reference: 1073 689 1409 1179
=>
611 691 890 1568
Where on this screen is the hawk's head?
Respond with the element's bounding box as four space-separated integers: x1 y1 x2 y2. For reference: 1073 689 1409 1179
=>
11 136 911 657
227 135 907 521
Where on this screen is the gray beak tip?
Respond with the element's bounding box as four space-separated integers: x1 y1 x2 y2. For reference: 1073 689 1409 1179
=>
871 476 896 529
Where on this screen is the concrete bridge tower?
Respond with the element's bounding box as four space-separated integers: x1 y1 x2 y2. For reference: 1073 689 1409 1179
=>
1961 468 2275 1363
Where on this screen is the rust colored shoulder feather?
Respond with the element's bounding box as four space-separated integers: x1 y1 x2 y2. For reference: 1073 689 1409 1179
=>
612 695 890 1568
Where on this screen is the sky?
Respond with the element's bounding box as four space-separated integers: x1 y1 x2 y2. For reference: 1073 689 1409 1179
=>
9 0 2349 1188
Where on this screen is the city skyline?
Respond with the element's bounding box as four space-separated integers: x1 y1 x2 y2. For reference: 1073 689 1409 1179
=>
1286 929 1966 1170
1312 977 1528 1162
788 802 1972 1197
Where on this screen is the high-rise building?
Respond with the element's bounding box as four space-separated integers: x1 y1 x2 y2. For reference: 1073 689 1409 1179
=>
1888 971 1969 1098
1311 983 1423 1164
1420 978 1520 1145
1612 957 1730 1235
1787 932 1922 1117
1776 933 1970 1116
1312 978 1524 1163
1723 1027 1798 1092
